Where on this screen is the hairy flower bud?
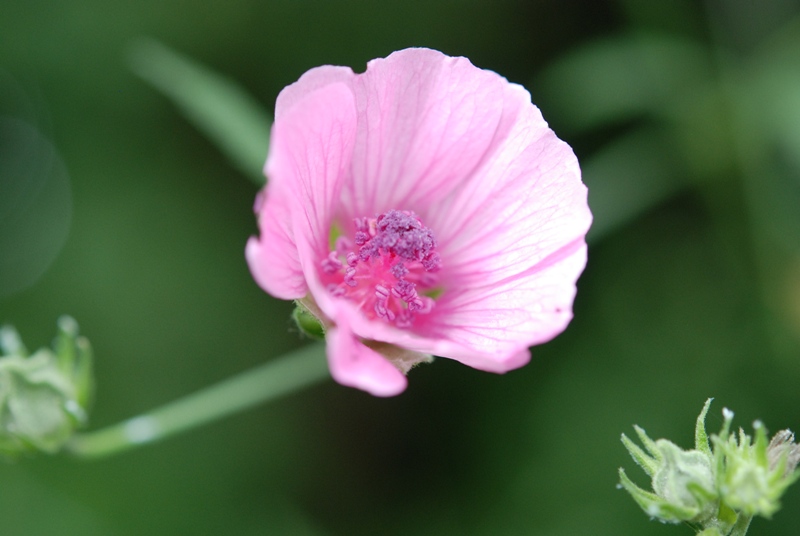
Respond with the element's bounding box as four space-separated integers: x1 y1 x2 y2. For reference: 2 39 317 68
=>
714 411 800 518
651 440 717 519
767 429 800 477
618 400 717 524
0 317 93 457
620 399 800 535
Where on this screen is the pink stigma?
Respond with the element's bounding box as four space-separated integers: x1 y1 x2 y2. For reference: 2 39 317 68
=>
321 210 442 328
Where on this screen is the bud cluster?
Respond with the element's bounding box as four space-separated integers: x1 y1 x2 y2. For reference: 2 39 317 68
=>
619 399 800 535
0 317 93 457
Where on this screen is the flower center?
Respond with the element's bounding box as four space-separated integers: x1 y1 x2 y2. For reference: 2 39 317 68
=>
320 210 442 328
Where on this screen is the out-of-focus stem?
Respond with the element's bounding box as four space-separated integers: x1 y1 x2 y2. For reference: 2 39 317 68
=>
65 343 328 458
729 514 753 536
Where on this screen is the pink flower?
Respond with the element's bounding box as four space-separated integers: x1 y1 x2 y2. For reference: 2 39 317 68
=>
246 48 591 397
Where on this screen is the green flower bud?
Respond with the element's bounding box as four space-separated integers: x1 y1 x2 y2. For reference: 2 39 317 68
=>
621 399 800 535
767 430 800 477
713 410 800 518
652 440 717 518
619 399 718 524
0 317 93 457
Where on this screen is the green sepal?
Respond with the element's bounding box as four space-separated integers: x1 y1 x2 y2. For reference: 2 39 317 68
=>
752 421 769 467
619 468 698 523
54 316 78 377
622 432 659 477
714 500 740 534
634 425 662 461
0 325 28 357
292 304 325 340
72 336 94 411
695 398 713 456
651 439 716 522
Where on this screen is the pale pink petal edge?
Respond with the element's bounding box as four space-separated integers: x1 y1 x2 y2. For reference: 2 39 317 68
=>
326 308 408 397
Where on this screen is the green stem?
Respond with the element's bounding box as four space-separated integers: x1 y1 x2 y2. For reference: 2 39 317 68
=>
729 514 753 536
65 343 328 458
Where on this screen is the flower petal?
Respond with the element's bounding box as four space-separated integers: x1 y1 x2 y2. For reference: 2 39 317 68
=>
341 48 508 219
326 309 408 397
245 186 306 299
436 81 591 286
274 65 355 121
268 82 358 263
429 239 588 371
344 240 586 374
411 82 591 370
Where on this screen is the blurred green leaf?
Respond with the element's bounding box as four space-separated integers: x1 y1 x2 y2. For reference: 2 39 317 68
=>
616 0 702 36
751 20 800 175
128 38 271 186
538 35 711 133
584 128 686 242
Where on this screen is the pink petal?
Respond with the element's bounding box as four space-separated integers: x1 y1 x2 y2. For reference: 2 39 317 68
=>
341 48 509 219
412 82 591 370
326 308 408 397
274 65 355 121
245 185 306 299
336 241 587 374
435 81 591 285
268 82 358 263
302 261 532 374
428 240 588 371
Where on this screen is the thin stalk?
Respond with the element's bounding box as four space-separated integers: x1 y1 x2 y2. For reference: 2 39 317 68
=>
65 343 328 458
729 514 753 536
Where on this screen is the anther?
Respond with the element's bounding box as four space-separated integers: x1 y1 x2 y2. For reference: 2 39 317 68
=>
344 267 357 287
322 252 343 274
319 210 442 328
391 263 408 279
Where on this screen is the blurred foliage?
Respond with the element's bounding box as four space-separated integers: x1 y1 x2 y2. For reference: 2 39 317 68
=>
1 1 799 535
128 38 271 186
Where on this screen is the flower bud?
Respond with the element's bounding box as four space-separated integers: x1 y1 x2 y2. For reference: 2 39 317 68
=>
620 399 800 534
0 317 93 457
713 410 800 518
618 399 717 524
767 429 800 476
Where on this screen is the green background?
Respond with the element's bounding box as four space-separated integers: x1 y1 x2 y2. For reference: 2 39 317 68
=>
2 0 800 534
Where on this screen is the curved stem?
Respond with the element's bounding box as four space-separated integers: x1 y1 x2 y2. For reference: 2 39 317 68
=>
65 343 328 458
729 514 753 536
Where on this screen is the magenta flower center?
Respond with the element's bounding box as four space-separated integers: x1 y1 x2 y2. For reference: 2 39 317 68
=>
321 210 442 328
